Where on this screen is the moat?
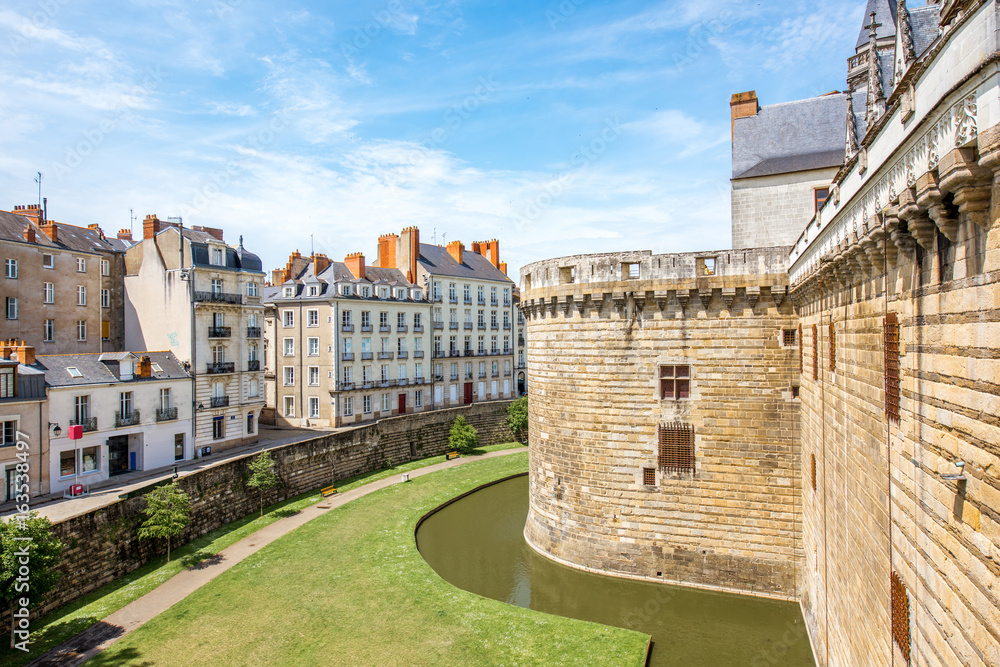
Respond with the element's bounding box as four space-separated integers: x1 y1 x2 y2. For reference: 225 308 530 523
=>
417 475 815 667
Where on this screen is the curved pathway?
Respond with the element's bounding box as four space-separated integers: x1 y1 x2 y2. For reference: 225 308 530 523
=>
28 448 527 667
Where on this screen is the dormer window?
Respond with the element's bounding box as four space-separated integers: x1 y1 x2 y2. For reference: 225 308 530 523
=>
380 287 388 299
397 289 406 300
309 285 318 297
120 360 134 381
211 248 224 266
362 286 370 298
341 285 352 296
283 286 294 298
413 289 422 300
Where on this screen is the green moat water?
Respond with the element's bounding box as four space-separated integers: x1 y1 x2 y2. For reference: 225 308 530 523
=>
417 475 816 667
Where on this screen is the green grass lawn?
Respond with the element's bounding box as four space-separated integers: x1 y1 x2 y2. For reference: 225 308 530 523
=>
89 452 649 666
0 444 526 666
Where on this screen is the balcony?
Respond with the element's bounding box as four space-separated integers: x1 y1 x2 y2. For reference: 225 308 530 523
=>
491 299 499 306
247 360 261 371
362 352 373 361
361 324 373 332
503 323 511 330
491 349 500 356
449 295 458 304
342 324 355 333
434 374 444 381
464 322 473 330
432 294 442 303
433 321 444 330
518 338 525 346
362 381 373 389
464 297 472 305
397 351 408 359
433 350 445 359
479 372 487 378
210 396 230 408
379 325 391 333
478 350 487 357
380 379 393 387
71 417 98 432
413 351 424 359
449 350 461 358
397 325 408 333
504 370 512 376
450 375 459 382
247 327 261 338
492 371 500 378
413 325 424 333
449 322 459 330
414 376 425 384
156 407 178 422
478 323 486 331
340 382 355 391
208 326 232 338
195 291 242 305
504 299 511 307
478 298 486 305
398 378 408 387
207 362 235 375
342 353 355 362
491 323 500 331
465 373 474 380
517 362 525 369
114 410 141 428
464 349 473 357
378 352 394 360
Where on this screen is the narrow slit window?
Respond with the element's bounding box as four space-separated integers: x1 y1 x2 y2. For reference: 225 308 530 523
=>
798 324 803 374
829 322 836 373
659 365 691 400
810 454 817 491
884 313 900 423
658 423 695 475
812 324 819 382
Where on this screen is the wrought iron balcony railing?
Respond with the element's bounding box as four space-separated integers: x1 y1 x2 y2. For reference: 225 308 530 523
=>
208 326 232 338
70 417 98 432
156 407 178 422
194 291 242 305
211 396 230 408
115 410 141 428
207 362 235 374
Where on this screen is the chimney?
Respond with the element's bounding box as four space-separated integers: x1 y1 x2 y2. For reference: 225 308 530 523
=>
730 91 759 138
498 261 508 276
11 204 42 224
345 252 366 280
377 233 398 269
312 253 331 275
271 268 285 286
0 340 13 360
13 341 35 366
479 239 500 268
143 214 162 240
40 219 58 243
22 225 35 243
470 241 483 255
118 229 133 241
138 356 152 378
399 226 420 284
87 223 106 239
193 226 224 242
447 240 464 264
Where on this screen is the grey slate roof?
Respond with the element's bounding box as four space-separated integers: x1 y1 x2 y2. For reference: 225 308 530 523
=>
0 210 128 255
732 94 848 180
417 244 513 283
856 0 897 51
910 6 939 57
35 351 189 388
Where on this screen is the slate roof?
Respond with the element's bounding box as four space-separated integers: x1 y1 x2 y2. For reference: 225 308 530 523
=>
417 244 513 283
34 351 189 388
856 0 897 51
0 210 130 255
910 6 940 57
732 94 849 180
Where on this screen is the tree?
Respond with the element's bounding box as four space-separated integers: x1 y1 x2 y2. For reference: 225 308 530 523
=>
505 396 528 444
246 451 281 517
1 514 63 650
137 482 191 562
449 416 479 454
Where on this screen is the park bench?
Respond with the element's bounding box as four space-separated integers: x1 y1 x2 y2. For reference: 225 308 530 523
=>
445 451 460 461
321 485 338 497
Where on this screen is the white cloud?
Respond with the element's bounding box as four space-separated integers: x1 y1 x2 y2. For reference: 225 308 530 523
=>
208 102 257 117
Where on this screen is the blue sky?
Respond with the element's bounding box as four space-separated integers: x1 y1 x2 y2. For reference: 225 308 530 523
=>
0 0 866 277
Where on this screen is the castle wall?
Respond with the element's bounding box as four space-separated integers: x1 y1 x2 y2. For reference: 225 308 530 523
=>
520 247 803 598
732 168 839 250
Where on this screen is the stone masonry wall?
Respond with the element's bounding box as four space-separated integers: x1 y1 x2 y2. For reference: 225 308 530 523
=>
732 169 838 250
3 400 512 632
519 248 802 598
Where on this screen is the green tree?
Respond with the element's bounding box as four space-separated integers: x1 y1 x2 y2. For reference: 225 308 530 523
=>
246 451 281 517
137 482 191 562
448 416 479 455
1 513 63 650
505 396 528 444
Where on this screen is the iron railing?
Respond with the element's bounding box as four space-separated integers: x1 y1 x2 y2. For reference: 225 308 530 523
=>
194 291 242 305
211 396 230 408
208 326 231 338
71 417 98 432
156 407 178 422
207 362 235 374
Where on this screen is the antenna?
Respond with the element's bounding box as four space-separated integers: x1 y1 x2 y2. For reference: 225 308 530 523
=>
34 172 42 209
442 232 447 247
130 209 137 235
311 233 314 256
432 227 436 244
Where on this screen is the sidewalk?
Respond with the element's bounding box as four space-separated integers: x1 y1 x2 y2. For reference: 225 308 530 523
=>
27 447 527 667
2 426 331 523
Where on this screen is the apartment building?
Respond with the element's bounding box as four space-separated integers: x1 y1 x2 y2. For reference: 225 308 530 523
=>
124 216 266 453
514 288 526 396
0 205 133 354
0 341 47 500
264 250 432 428
374 227 518 406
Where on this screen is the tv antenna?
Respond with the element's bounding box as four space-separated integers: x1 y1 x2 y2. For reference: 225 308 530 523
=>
34 172 42 208
130 209 137 234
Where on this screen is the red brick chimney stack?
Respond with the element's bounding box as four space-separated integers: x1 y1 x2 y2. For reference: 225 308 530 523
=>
118 229 133 241
378 233 398 269
143 214 162 240
730 91 759 139
345 252 366 280
447 240 464 264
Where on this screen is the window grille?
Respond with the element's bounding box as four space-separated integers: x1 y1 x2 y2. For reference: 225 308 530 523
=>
783 329 797 347
798 325 803 374
812 324 819 381
657 423 694 475
891 572 911 662
810 454 817 491
829 322 836 373
659 366 690 400
884 313 900 423
642 468 655 486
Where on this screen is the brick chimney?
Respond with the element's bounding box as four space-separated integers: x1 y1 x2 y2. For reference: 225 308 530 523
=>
193 226 224 242
312 253 331 276
22 225 35 243
345 252 366 280
730 91 759 138
271 268 285 286
143 214 162 240
138 355 152 378
11 205 42 224
13 341 35 366
447 240 464 264
0 340 13 360
118 229 133 242
470 241 483 255
498 262 508 276
378 233 398 269
477 239 500 269
40 219 58 243
399 226 420 283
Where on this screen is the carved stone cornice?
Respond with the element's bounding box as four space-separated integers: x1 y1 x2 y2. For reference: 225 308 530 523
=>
745 286 760 310
916 171 961 242
722 288 736 310
898 187 937 250
940 146 993 230
698 289 713 311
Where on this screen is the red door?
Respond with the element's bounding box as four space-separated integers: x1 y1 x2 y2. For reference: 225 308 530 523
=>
398 393 406 415
464 382 473 405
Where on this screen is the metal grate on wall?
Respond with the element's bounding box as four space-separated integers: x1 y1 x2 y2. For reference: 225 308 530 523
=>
884 313 900 423
798 324 803 374
812 324 819 381
829 322 836 373
658 422 695 475
891 571 911 662
643 467 656 486
810 454 817 491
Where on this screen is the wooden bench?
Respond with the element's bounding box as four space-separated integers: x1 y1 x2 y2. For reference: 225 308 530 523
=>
445 451 460 461
321 485 338 497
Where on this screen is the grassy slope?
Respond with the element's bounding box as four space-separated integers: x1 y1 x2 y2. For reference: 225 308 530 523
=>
90 453 649 667
0 444 524 666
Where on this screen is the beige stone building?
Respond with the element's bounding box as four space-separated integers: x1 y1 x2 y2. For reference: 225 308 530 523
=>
124 216 266 454
0 341 48 500
523 1 1000 665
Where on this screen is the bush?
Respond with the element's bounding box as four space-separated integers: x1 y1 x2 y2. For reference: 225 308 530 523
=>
505 396 528 444
448 416 479 454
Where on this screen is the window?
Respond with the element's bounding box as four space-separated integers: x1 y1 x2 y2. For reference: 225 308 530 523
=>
1 419 15 445
361 311 371 328
659 366 691 400
101 289 110 308
308 366 319 386
77 285 86 306
60 450 76 478
364 395 372 413
798 325 803 374
211 279 223 296
44 319 54 342
211 247 224 265
341 285 351 296
382 393 390 411
361 286 370 298
380 311 389 328
398 312 406 328
283 286 294 298
42 254 54 269
67 367 83 379
249 376 260 397
884 313 900 423
175 434 185 461
308 310 319 327
284 396 295 417
343 366 353 383
212 345 225 364
77 320 87 341
308 338 319 356
283 310 294 327
812 324 819 382
213 416 225 440
308 285 318 297
74 395 90 423
81 446 99 474
658 422 695 474
4 259 17 279
399 364 407 380
309 397 320 418
415 390 423 407
891 572 911 663
829 322 836 373
76 257 86 273
100 259 110 276
783 329 797 347
415 362 423 379
792 385 800 400
814 187 830 212
643 468 656 486
414 313 422 328
42 282 54 304
247 282 258 297
5 297 17 320
160 388 172 411
284 367 295 386
283 338 294 356
381 365 389 382
343 397 354 416
119 391 133 417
